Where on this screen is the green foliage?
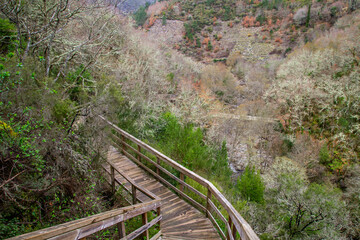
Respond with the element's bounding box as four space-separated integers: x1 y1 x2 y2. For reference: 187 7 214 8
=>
133 6 148 27
196 37 201 48
319 144 330 165
0 39 110 237
273 175 346 239
184 21 201 41
237 166 264 203
256 14 266 25
52 99 74 124
155 112 210 170
221 6 234 21
66 65 94 103
184 177 207 206
207 40 213 51
162 14 167 26
0 18 16 53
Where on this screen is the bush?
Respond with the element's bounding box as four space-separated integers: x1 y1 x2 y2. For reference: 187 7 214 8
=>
237 166 264 203
0 18 16 53
133 6 147 27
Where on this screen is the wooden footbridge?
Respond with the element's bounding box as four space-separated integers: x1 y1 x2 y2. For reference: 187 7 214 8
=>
10 117 259 240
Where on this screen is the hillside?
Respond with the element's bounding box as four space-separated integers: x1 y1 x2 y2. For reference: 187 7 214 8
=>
1 0 360 239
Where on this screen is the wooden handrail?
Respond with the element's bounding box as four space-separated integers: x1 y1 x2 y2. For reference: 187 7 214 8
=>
99 115 259 240
10 155 163 240
8 200 162 240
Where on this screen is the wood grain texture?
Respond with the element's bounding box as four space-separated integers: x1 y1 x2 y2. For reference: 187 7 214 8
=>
107 147 221 240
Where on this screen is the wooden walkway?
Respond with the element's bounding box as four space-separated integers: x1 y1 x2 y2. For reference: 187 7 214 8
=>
106 147 221 240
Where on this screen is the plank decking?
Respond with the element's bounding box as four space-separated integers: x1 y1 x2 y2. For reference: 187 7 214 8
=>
106 147 221 240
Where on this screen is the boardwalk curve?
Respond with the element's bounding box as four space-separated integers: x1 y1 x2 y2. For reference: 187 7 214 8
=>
106 147 221 240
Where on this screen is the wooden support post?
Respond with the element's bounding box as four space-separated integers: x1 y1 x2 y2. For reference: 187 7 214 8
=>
111 165 115 194
137 145 141 162
232 220 236 240
132 185 137 204
157 207 161 229
142 212 149 240
156 157 160 176
206 188 212 217
118 221 126 239
121 135 126 154
226 215 232 240
179 173 184 192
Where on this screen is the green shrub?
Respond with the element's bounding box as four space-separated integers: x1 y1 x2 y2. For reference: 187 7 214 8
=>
133 6 147 27
207 40 213 51
237 166 264 203
162 14 167 26
0 18 16 53
319 144 330 165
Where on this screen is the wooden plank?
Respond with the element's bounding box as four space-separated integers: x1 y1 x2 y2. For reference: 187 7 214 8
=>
122 150 206 212
10 200 161 240
107 160 158 200
120 139 207 200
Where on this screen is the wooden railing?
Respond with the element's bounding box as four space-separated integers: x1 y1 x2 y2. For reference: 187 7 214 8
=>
100 116 259 240
9 158 162 240
8 200 162 240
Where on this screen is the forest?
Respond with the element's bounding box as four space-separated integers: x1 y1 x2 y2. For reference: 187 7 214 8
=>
0 0 359 239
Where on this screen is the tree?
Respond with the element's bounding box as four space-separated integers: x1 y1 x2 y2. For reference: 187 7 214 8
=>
162 14 167 26
0 0 117 79
237 166 264 203
133 6 147 27
271 174 347 239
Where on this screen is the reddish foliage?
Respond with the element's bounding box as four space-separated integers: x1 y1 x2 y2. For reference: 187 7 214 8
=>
262 35 267 40
255 21 260 27
214 46 219 53
174 44 180 50
276 19 281 26
242 16 255 27
229 21 233 28
267 18 272 26
275 37 282 43
202 37 210 45
217 34 222 40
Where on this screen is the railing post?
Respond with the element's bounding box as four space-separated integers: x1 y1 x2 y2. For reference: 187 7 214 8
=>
118 221 126 239
226 215 232 240
179 173 184 192
142 212 149 239
157 206 161 229
206 187 212 217
232 220 237 240
137 145 141 162
121 135 126 154
156 157 160 175
111 165 115 194
132 185 137 204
